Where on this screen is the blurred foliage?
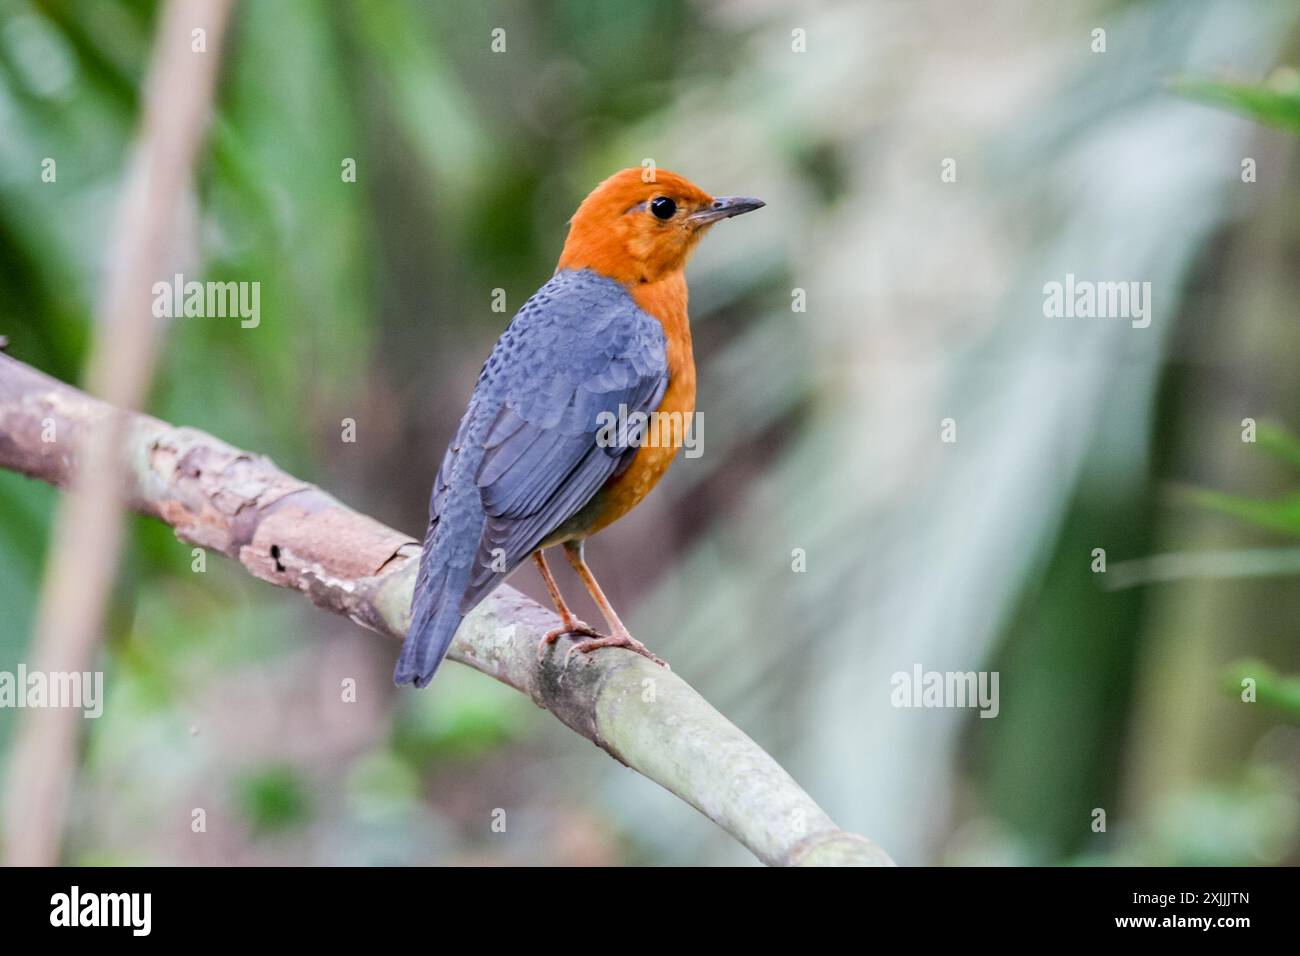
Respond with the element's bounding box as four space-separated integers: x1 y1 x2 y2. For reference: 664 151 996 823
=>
390 666 532 763
1183 422 1300 539
1178 60 1300 728
236 764 312 834
1173 68 1300 135
1138 769 1299 866
1178 60 1300 548
1224 660 1300 721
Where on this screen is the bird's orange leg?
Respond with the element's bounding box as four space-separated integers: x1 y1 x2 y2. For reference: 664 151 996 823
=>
561 540 668 668
532 550 602 656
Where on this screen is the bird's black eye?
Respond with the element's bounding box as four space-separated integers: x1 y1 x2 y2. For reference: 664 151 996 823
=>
650 196 676 220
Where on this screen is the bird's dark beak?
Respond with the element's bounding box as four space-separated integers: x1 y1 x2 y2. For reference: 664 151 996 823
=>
690 196 766 225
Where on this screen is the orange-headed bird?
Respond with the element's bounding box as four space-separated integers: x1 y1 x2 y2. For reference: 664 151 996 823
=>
395 169 764 687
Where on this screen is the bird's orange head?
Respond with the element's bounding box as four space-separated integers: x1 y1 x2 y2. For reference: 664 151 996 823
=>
557 168 763 286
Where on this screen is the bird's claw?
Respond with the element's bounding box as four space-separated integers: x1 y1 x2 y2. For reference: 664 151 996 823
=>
564 632 669 669
538 620 603 659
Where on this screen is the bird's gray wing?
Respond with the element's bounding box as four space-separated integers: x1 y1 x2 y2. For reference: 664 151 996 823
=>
395 269 668 686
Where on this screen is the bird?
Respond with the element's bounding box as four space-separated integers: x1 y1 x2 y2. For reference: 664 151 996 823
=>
395 168 764 687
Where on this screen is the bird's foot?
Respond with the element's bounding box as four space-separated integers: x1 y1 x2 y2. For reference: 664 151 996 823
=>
565 631 669 669
538 619 603 659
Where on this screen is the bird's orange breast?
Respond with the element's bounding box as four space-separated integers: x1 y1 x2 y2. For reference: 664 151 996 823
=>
559 272 695 541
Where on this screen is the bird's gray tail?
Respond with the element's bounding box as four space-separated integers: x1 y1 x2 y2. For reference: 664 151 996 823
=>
394 549 469 689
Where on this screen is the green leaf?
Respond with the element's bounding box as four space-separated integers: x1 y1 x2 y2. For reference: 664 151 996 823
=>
1171 71 1300 136
1180 422 1300 541
1180 485 1300 538
1224 660 1300 719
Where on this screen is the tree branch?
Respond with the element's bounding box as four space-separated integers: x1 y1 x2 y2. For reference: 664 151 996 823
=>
0 352 893 867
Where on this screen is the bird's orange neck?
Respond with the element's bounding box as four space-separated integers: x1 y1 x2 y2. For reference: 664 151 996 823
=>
630 270 693 387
